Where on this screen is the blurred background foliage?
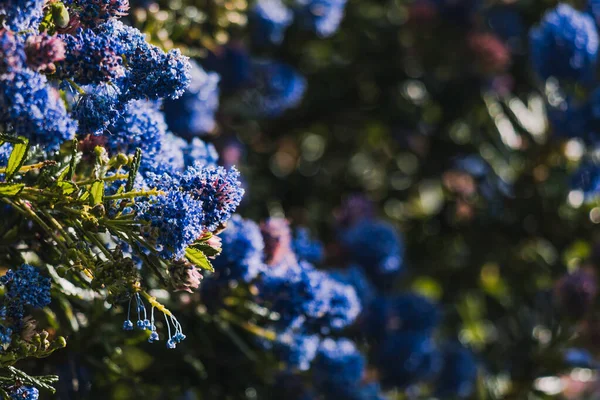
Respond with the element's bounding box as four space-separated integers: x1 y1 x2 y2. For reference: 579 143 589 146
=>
23 0 600 398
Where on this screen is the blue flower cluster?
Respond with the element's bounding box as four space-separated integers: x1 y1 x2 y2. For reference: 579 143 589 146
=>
312 339 385 400
294 0 347 38
0 265 51 353
247 0 347 46
293 227 324 264
211 215 265 281
339 219 404 286
205 216 362 373
164 61 220 138
0 264 51 321
0 0 193 157
0 0 45 31
529 3 600 201
249 0 294 46
8 386 39 400
530 4 599 84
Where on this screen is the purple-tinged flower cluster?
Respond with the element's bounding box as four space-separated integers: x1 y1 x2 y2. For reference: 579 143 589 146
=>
530 4 599 84
554 268 598 319
272 332 320 371
0 0 45 31
294 0 347 38
0 29 25 75
0 265 51 321
25 34 67 73
163 61 220 138
180 164 245 231
261 217 294 266
249 0 294 46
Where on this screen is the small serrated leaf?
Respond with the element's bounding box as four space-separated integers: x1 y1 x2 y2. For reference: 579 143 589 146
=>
126 148 142 192
185 247 215 272
5 138 29 181
189 242 222 258
0 183 24 197
90 180 104 205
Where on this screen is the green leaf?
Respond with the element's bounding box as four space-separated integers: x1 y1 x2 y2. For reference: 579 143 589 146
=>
90 180 104 205
185 247 214 272
0 183 24 197
64 138 79 181
0 134 27 145
5 138 29 181
126 148 142 192
57 181 78 195
7 366 58 394
189 242 222 258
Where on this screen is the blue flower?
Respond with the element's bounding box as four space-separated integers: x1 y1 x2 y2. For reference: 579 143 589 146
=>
294 0 347 38
293 227 324 264
225 59 306 118
183 138 219 169
180 164 245 231
0 325 12 345
435 344 477 399
57 27 127 85
564 348 598 368
65 0 130 27
363 294 440 340
0 264 51 321
103 99 167 157
163 61 220 138
135 189 205 260
0 0 44 31
272 332 320 370
330 265 375 307
312 339 366 398
0 69 78 151
249 0 294 46
308 271 361 331
73 84 123 135
100 20 191 100
9 386 39 400
339 219 404 286
530 4 599 83
211 215 265 282
374 331 442 388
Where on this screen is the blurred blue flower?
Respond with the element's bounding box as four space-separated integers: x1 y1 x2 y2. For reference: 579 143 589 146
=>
293 227 324 264
435 344 477 398
212 215 266 282
164 61 220 138
249 0 294 46
530 4 599 84
294 0 347 38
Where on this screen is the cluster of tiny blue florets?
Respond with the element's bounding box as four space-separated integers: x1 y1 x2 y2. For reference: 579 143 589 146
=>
0 264 51 322
8 385 39 400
